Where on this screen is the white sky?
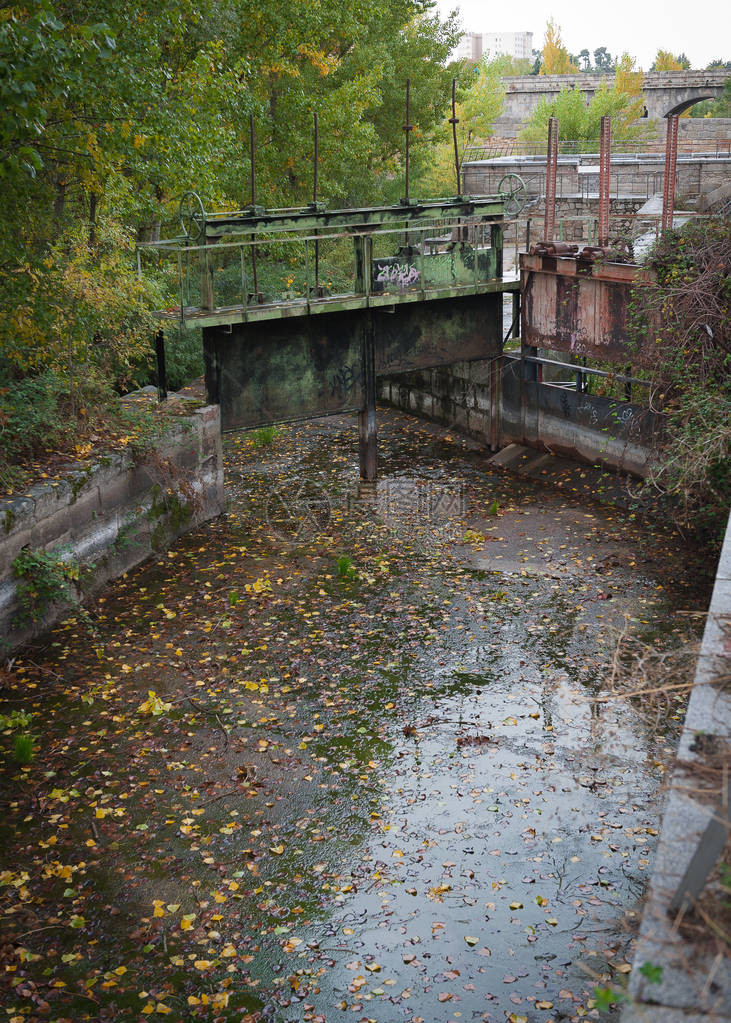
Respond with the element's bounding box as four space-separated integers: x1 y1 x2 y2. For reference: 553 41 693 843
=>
434 0 731 71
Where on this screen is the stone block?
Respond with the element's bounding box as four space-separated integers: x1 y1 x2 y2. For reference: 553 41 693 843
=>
68 488 102 535
25 478 72 520
29 506 72 549
0 524 34 580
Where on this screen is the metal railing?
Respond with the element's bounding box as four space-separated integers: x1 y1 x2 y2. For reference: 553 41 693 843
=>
139 214 506 325
463 137 731 161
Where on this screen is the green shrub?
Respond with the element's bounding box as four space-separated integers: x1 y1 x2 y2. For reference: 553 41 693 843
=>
12 546 81 625
336 554 356 579
0 369 74 464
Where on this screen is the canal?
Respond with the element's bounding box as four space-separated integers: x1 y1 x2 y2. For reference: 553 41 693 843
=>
0 409 712 1022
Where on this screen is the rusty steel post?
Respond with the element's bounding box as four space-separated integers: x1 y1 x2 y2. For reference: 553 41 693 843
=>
403 78 413 201
662 114 679 232
249 114 259 299
449 79 461 197
544 116 558 242
598 115 611 247
313 111 320 294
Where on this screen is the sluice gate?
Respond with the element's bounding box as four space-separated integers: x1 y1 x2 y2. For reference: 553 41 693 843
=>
147 195 519 479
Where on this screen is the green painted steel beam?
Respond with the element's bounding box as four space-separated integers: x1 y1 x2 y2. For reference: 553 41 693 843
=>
154 278 520 329
201 197 504 239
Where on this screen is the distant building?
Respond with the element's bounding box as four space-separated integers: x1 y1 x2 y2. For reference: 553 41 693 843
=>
452 32 483 63
482 31 533 61
452 30 532 63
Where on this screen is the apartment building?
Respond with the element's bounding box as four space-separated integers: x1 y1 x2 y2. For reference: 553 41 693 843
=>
453 30 533 63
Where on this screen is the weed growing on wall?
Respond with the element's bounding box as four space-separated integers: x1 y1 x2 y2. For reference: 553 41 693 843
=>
627 216 730 544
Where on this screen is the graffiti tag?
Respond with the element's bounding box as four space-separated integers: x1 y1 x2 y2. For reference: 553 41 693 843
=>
376 263 420 289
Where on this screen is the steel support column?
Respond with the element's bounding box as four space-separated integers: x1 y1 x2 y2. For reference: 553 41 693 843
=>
662 114 680 233
544 117 558 242
359 312 378 482
598 116 611 248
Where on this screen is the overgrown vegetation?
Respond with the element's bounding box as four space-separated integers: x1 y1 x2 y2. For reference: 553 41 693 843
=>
0 0 474 489
628 217 730 543
519 78 652 145
12 547 83 626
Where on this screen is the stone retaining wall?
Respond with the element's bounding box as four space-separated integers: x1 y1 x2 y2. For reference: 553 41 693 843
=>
0 399 225 653
464 153 731 201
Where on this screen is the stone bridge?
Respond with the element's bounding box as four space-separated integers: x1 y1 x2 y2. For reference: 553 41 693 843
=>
495 70 728 133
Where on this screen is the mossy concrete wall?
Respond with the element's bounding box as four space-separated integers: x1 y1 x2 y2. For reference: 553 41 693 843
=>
379 356 661 478
0 401 224 653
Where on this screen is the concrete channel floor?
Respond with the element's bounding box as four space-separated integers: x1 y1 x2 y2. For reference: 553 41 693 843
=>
0 408 721 1023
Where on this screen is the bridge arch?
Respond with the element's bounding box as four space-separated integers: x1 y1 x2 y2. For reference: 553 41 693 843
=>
664 95 715 117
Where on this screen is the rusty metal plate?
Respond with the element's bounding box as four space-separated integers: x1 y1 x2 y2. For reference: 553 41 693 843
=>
204 293 505 429
521 254 649 365
374 294 502 375
203 313 364 430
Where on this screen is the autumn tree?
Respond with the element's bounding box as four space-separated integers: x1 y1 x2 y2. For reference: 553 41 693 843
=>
651 50 688 71
0 0 462 476
539 19 578 75
411 56 507 198
615 52 645 119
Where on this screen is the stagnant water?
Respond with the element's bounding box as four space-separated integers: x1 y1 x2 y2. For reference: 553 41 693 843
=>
0 410 712 1023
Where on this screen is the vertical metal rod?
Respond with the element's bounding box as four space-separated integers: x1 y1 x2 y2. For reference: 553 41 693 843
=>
313 111 320 295
249 115 256 207
177 250 184 324
662 114 679 233
544 116 558 242
403 79 414 247
313 111 319 202
155 329 167 403
449 79 461 197
249 114 259 298
404 78 412 201
598 115 611 247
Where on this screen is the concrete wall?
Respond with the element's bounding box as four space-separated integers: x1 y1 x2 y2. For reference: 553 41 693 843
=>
464 154 731 201
0 399 225 653
623 512 731 1021
379 356 662 478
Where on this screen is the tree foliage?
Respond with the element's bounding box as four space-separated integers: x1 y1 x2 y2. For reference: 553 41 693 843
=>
519 82 651 143
410 56 506 197
0 0 463 476
651 50 688 71
538 19 578 75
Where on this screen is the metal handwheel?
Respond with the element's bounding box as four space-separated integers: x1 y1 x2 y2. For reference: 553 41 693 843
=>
179 191 206 241
497 173 527 217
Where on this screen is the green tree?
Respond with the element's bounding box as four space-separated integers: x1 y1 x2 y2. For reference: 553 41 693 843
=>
411 55 506 198
593 46 614 72
651 49 685 71
519 82 652 144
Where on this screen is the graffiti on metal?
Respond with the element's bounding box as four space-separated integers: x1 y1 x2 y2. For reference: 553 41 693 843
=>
376 263 421 289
